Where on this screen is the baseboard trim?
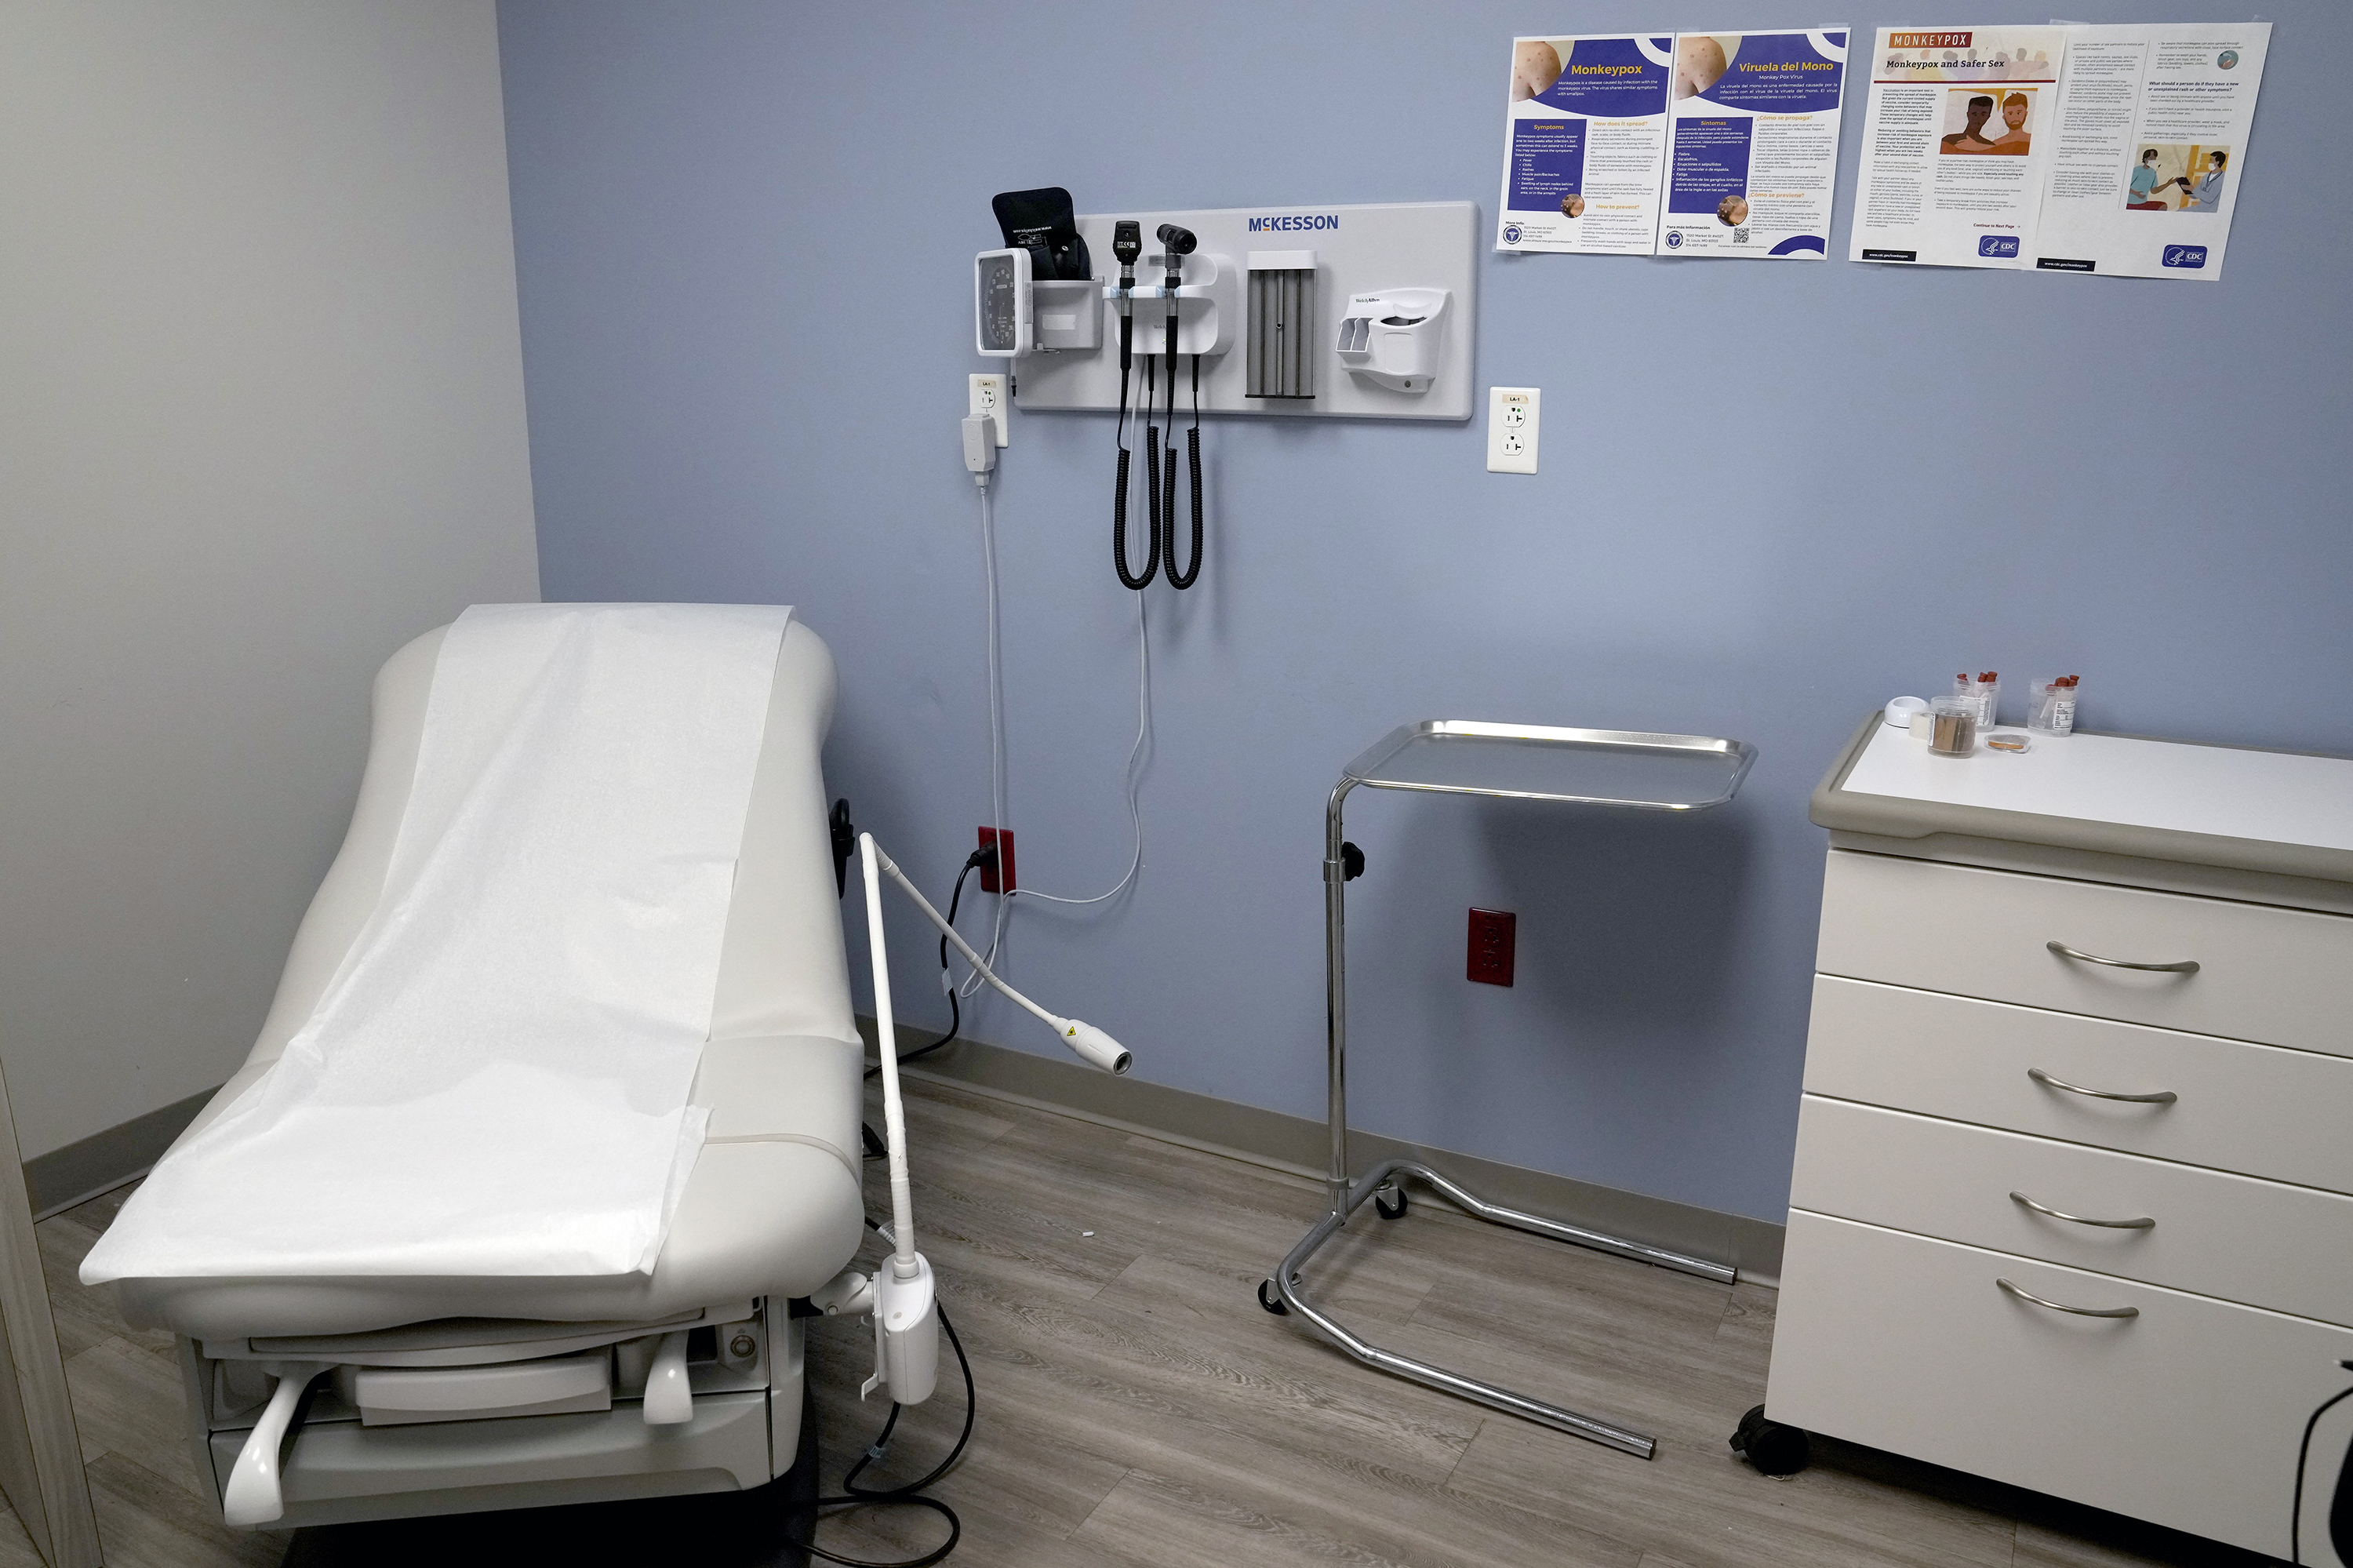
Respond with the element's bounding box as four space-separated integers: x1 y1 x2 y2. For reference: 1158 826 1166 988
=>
858 1020 1783 1286
26 1086 215 1221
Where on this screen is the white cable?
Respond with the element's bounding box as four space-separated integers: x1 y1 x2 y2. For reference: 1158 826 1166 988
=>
960 475 1008 998
1016 589 1149 905
871 838 1132 1074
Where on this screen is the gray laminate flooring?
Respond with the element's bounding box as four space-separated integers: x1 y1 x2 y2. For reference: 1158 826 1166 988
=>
11 1075 2265 1566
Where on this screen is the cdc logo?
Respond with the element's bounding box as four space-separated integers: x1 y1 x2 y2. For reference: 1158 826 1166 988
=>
2162 245 2209 269
1664 231 1684 249
1502 224 1524 244
1978 235 2020 258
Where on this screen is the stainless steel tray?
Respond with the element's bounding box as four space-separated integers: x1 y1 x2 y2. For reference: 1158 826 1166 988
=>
1340 720 1755 811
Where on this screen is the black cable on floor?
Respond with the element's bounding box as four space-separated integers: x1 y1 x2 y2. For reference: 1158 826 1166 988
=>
788 1223 978 1568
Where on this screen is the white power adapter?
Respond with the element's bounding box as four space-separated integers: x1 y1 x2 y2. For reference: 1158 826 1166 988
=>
961 413 999 484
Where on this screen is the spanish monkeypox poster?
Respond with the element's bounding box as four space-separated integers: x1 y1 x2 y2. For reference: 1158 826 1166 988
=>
1849 26 2069 268
1657 29 1850 259
1497 35 1675 255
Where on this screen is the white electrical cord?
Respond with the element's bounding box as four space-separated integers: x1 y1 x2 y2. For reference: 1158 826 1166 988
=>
960 476 1009 998
957 450 1153 1016
1016 590 1149 905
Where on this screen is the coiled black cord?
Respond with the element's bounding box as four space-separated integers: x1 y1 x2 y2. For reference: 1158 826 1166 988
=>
1163 354 1203 590
1117 348 1158 590
787 1220 978 1568
1112 315 1155 590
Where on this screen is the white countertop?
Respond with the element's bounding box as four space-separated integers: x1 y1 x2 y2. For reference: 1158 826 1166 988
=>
1842 723 2353 854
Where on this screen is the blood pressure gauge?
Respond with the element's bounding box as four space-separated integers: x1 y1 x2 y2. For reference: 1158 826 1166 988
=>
974 248 1032 358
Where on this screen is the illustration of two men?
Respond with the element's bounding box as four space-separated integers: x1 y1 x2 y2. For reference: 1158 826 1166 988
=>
1940 93 2032 155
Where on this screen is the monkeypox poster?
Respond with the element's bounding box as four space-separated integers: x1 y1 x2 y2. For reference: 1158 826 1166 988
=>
1657 29 1850 259
1855 22 2271 278
1497 35 1675 255
1849 26 2069 269
2030 22 2271 280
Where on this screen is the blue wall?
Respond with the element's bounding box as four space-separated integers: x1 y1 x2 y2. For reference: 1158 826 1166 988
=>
496 2 2353 1225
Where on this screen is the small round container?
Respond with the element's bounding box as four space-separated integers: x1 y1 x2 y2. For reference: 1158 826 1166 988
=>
1928 697 1977 758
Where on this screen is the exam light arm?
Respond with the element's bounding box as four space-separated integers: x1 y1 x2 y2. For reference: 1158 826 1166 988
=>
839 831 1136 1410
867 840 1134 1075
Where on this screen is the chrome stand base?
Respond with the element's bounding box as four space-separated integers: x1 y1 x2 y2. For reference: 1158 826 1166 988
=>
1264 1157 1736 1461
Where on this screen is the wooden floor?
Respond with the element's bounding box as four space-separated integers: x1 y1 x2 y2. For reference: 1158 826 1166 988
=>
5 1077 2268 1567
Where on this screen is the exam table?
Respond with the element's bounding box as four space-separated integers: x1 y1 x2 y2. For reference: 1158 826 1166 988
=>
96 617 867 1530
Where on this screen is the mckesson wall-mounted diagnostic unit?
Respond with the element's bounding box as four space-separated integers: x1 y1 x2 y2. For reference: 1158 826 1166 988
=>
981 201 1478 423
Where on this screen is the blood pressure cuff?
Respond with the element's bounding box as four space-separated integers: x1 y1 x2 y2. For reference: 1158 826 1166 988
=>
991 187 1092 282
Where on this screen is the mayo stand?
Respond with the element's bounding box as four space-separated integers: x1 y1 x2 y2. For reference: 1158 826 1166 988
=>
1260 721 1757 1460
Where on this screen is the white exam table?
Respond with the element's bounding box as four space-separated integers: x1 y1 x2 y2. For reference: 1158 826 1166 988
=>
95 617 867 1530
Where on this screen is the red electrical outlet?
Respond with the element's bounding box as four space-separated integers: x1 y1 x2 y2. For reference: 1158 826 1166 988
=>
979 827 1016 894
1466 908 1515 987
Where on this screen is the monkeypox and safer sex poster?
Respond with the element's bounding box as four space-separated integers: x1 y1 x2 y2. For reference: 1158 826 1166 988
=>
1657 30 1850 258
1849 23 2269 278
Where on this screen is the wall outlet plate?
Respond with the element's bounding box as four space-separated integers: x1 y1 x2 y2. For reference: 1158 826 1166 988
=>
969 373 1009 446
1467 908 1516 986
1486 387 1538 474
979 827 1015 893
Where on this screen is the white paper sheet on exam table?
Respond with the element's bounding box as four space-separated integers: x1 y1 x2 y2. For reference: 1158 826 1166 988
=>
82 602 793 1285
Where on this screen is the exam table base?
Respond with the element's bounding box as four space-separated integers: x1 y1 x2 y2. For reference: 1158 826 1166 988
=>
1267 1156 1736 1461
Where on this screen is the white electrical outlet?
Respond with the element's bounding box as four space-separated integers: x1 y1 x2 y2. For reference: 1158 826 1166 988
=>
1486 387 1539 475
968 373 1009 446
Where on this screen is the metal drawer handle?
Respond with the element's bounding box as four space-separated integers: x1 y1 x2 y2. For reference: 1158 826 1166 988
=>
2046 940 2199 975
2010 1190 2155 1230
2026 1066 2178 1106
1995 1277 2140 1319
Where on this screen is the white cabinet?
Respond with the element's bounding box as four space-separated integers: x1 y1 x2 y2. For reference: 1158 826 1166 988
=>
1771 719 2353 1559
1772 1212 2353 1560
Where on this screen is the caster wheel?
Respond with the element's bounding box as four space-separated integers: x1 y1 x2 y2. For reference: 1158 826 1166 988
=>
1374 1186 1408 1221
1257 1279 1289 1315
1728 1403 1811 1475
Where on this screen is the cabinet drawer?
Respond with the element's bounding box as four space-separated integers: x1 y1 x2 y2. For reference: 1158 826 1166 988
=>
1804 976 2353 1192
1791 1097 2353 1325
1766 1210 2353 1559
1817 849 2353 1053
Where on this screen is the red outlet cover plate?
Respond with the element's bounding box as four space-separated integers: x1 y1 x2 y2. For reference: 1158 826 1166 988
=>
1467 908 1515 986
980 828 1016 894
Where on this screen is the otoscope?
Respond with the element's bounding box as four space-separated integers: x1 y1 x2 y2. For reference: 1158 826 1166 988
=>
1150 224 1204 589
1110 221 1158 590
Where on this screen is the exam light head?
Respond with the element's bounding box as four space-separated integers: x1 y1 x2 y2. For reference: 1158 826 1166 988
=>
1053 1018 1132 1075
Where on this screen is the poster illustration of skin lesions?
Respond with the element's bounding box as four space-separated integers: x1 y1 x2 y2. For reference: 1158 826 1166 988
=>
1850 27 2067 269
1657 29 1850 259
1497 35 1675 254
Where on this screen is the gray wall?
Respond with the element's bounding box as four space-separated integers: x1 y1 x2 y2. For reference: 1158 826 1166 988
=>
0 2 540 1160
496 2 2352 1225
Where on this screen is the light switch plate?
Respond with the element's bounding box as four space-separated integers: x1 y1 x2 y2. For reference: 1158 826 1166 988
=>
1486 387 1538 474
